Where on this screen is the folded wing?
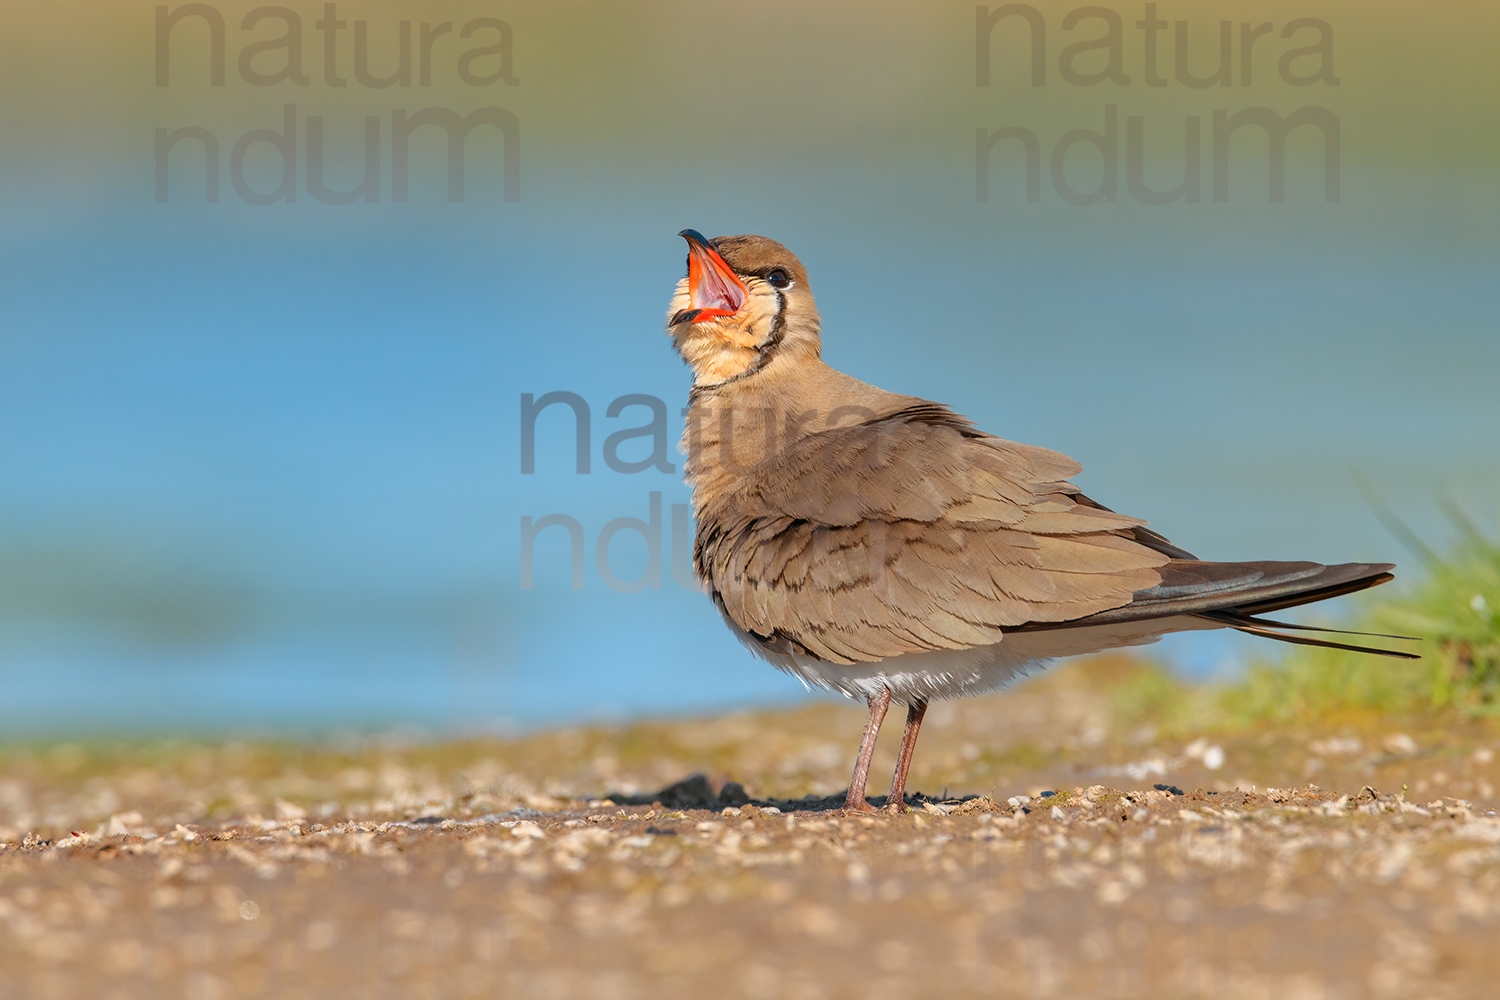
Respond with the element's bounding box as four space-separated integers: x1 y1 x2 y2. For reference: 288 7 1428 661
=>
694 404 1169 664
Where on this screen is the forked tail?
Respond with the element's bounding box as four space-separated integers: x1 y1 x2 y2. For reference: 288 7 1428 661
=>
1036 559 1421 659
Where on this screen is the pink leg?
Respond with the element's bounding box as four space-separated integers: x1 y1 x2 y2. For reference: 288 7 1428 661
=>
843 686 892 813
885 699 928 813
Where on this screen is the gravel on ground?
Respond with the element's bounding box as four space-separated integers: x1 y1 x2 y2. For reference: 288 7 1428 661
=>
2 658 1497 999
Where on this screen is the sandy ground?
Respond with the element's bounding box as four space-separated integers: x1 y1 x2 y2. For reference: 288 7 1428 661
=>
1 659 1498 999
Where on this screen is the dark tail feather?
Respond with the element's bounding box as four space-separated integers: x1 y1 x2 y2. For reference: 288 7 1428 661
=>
1017 560 1420 660
1218 621 1421 660
1198 609 1420 643
1197 609 1422 660
1051 560 1399 627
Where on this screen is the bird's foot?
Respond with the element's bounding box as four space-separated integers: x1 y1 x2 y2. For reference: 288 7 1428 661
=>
841 796 879 815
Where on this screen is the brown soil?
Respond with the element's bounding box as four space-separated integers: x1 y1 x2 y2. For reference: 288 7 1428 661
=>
1 659 1497 999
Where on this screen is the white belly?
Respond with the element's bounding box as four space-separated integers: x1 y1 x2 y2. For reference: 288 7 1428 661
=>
727 614 1218 704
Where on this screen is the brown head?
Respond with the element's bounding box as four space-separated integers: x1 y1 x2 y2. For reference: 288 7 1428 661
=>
666 230 822 386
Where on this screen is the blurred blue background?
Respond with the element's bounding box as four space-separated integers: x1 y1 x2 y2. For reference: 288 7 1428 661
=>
1 0 1495 735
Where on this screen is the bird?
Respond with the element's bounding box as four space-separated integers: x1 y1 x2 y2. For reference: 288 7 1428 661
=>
664 229 1416 814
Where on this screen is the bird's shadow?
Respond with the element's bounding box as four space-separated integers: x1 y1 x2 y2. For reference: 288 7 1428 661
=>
601 773 977 814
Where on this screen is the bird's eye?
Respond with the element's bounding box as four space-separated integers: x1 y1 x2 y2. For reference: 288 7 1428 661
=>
766 269 791 289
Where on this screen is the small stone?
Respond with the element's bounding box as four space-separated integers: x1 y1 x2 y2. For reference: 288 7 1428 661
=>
1097 881 1129 905
1383 734 1420 756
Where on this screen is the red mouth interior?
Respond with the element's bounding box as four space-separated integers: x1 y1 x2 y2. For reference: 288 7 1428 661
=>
686 241 746 321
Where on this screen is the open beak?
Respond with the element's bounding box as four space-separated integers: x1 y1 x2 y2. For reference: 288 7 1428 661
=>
671 229 746 326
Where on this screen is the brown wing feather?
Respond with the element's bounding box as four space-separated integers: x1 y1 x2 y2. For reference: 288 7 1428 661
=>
695 406 1169 665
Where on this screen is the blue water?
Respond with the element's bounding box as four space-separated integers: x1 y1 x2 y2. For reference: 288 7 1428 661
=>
1 136 1495 736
